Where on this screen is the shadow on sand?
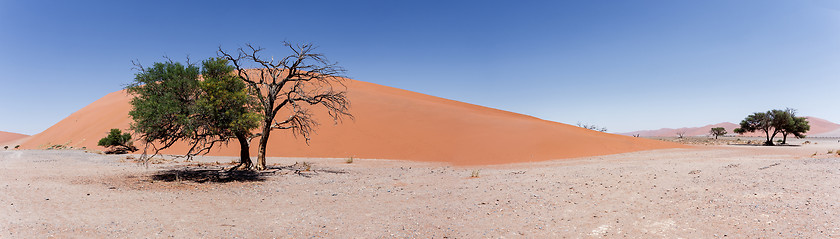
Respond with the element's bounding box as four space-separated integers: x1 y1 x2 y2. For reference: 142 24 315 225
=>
728 144 802 147
150 164 348 183
151 167 268 183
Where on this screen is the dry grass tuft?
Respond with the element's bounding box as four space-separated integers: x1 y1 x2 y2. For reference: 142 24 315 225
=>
470 169 480 178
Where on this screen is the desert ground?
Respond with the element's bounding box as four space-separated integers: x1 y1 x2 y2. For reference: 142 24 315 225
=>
2 137 840 238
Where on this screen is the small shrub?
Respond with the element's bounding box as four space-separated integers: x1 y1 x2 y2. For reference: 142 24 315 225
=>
803 141 811 144
470 170 480 178
14 145 19 149
829 150 834 154
3 146 7 150
293 162 312 171
345 156 354 164
98 129 137 154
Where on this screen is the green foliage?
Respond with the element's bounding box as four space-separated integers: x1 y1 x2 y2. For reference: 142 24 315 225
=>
194 57 260 137
97 128 132 148
709 127 727 139
735 108 809 145
127 61 201 149
126 58 258 160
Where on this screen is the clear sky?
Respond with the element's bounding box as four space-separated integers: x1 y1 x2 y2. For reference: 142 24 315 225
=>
1 0 838 135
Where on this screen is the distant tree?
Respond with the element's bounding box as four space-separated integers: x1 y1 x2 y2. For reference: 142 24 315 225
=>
676 130 687 138
127 58 260 167
778 108 809 145
709 127 727 139
97 128 137 154
576 122 607 132
734 109 808 145
220 42 352 170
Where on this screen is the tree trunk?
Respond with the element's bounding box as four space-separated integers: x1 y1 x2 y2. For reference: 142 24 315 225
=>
782 132 788 145
232 131 252 170
255 121 272 170
764 130 773 145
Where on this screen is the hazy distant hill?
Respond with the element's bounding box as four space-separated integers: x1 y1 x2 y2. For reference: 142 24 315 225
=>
620 117 840 137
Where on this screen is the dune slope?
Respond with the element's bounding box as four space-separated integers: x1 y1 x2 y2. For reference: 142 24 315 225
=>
21 79 685 165
0 131 29 146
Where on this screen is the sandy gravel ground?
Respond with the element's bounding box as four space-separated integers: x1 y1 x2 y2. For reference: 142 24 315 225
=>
2 138 840 238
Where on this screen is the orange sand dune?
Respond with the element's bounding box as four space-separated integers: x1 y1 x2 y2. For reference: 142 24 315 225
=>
0 131 29 146
21 79 686 165
621 116 840 138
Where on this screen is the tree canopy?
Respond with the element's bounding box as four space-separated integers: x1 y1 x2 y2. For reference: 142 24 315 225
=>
734 108 809 145
127 58 260 167
709 127 727 139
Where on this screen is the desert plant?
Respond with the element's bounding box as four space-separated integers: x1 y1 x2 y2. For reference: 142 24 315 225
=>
828 150 834 154
576 122 607 132
676 131 686 138
292 162 312 172
470 170 480 178
345 156 354 164
734 108 809 145
220 42 352 170
778 108 810 145
709 127 727 139
3 146 7 150
128 58 260 168
97 128 137 154
14 145 19 149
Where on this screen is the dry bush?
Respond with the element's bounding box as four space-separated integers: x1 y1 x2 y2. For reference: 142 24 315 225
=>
470 170 480 178
292 162 312 172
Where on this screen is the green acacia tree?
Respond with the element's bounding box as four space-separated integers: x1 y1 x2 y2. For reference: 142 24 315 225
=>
127 58 259 168
194 58 261 169
778 109 809 145
709 127 727 139
734 108 809 145
734 111 776 145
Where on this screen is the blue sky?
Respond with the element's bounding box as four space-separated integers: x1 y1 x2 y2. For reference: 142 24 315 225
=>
1 0 838 135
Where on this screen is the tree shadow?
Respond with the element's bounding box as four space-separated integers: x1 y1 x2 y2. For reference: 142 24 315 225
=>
729 143 802 147
151 167 267 183
149 164 348 183
264 165 348 178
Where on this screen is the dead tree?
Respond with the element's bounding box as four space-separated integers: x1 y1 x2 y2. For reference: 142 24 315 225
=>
219 42 352 170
